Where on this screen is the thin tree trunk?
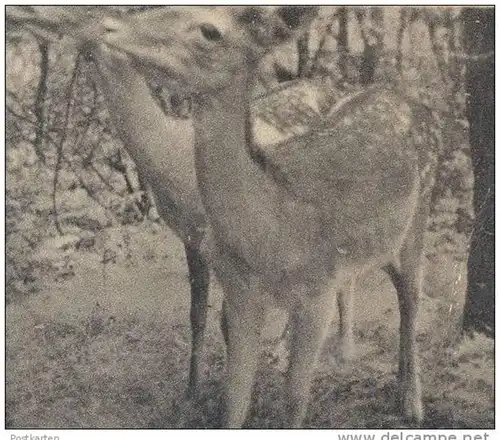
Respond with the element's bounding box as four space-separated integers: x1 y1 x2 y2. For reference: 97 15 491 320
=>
462 7 495 338
337 7 349 82
297 32 310 78
33 42 49 163
357 7 383 86
370 6 384 53
396 7 410 76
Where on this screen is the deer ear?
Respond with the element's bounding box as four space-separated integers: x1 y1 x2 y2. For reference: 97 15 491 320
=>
237 6 318 52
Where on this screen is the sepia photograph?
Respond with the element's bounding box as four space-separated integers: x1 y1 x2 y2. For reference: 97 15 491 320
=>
4 4 494 430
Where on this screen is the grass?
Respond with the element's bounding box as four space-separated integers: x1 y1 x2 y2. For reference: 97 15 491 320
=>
6 299 493 428
5 224 494 429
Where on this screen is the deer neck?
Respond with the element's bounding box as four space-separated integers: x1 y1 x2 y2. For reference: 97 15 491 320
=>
93 47 206 240
192 66 280 259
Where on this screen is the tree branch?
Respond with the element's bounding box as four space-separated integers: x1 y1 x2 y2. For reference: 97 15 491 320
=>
52 53 82 235
33 41 50 163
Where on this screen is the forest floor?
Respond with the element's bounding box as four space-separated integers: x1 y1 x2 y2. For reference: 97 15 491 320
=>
5 221 494 429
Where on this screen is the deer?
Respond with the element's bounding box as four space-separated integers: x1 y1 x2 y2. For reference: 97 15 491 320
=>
6 6 356 405
7 6 209 398
94 5 442 428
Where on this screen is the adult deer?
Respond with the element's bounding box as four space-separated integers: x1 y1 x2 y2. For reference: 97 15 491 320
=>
7 6 209 398
6 6 355 404
97 5 441 428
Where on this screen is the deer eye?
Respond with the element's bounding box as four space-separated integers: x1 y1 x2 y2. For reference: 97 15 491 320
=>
200 23 223 41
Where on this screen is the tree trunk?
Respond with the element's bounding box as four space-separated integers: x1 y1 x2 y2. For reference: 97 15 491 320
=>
337 7 349 82
358 7 384 86
359 45 376 86
297 32 310 78
396 8 409 76
462 7 495 338
33 42 49 163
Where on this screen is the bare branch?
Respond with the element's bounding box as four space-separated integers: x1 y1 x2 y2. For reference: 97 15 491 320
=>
6 105 37 125
89 162 125 196
33 41 50 163
63 153 118 225
52 53 82 235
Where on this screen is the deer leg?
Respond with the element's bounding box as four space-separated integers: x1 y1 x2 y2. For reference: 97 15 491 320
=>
286 288 336 428
184 242 210 399
222 276 266 428
337 277 355 363
384 260 423 424
383 204 428 424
